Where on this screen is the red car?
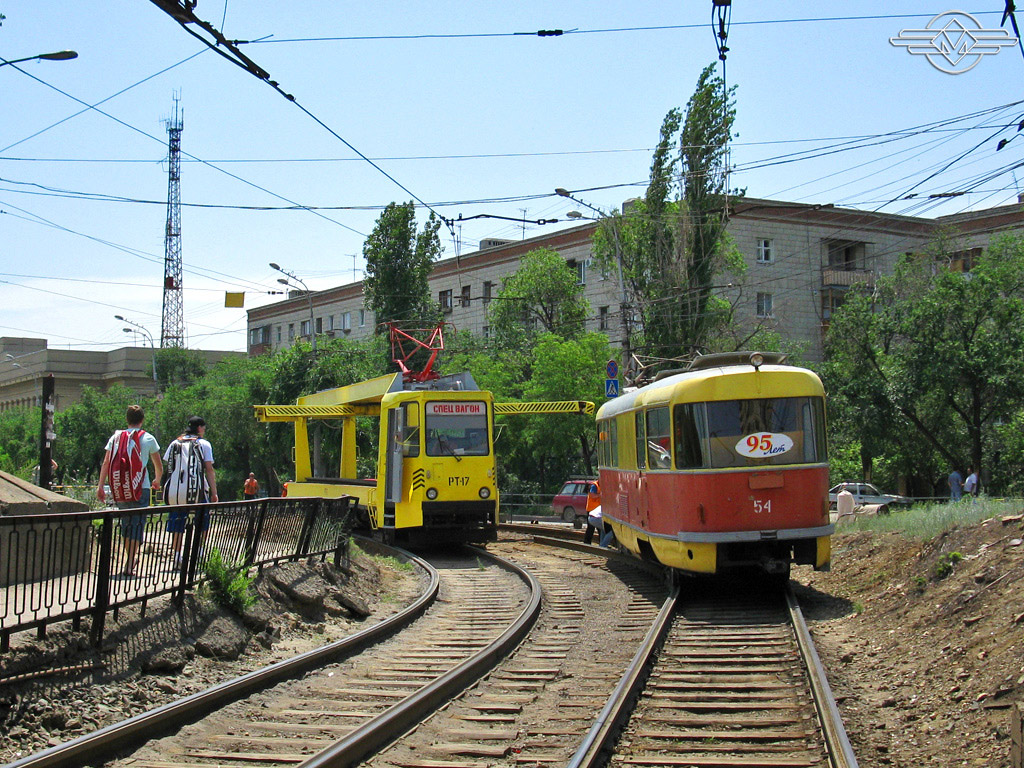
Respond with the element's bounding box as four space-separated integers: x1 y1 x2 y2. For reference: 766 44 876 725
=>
551 479 599 523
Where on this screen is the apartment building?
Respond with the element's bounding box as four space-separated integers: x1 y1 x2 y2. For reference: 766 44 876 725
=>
246 196 1024 362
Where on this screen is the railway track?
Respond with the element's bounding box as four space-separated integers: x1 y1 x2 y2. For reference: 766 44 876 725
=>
6 531 856 768
6 543 538 768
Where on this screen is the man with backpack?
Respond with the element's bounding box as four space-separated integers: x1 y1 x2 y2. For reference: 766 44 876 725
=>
97 405 163 577
163 416 219 566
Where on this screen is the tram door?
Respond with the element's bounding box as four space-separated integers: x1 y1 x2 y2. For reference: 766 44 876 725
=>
384 406 405 511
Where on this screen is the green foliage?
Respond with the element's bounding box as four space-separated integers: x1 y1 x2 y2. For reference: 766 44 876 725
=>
202 548 256 613
843 497 1016 540
824 233 1024 495
933 551 963 580
0 408 40 479
487 247 590 352
592 64 742 372
362 202 442 330
154 346 207 389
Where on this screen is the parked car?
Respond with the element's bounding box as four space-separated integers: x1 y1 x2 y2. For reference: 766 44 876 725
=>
551 479 598 523
828 482 912 512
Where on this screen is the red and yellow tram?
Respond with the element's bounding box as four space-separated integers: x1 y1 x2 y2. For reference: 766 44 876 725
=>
596 352 833 576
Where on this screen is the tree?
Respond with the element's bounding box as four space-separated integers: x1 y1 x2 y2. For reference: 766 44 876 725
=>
824 234 1024 494
592 64 742 374
362 202 442 330
487 247 589 356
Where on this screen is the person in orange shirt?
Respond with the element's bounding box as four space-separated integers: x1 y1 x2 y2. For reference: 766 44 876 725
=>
243 472 259 500
583 480 601 544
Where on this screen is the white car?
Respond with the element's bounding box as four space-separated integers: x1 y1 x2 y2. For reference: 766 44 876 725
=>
829 482 911 512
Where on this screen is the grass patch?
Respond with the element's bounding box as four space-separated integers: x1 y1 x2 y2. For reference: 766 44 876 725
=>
843 497 1021 540
372 553 414 572
202 548 256 613
934 551 963 580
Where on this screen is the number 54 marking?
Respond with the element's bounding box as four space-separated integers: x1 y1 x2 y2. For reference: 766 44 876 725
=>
753 499 772 514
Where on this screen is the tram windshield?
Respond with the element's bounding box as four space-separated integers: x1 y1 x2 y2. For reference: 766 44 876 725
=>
674 396 826 469
425 401 490 457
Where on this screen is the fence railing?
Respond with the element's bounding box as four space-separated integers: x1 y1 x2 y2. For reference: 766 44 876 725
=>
0 496 353 650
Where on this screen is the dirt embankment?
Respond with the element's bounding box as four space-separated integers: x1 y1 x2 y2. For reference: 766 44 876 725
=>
794 514 1024 768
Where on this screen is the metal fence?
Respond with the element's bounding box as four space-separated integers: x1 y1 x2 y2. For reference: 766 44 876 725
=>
0 496 353 649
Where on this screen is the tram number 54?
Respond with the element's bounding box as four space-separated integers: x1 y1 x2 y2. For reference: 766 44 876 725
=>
753 498 772 515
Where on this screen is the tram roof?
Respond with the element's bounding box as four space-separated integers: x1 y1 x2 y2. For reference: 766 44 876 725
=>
597 362 824 419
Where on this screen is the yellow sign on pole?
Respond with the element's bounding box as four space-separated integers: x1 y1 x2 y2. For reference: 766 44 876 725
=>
224 292 244 308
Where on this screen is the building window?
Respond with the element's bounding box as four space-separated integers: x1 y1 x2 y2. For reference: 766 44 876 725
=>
300 319 311 337
276 325 282 343
822 288 846 321
288 323 295 341
316 317 323 334
460 285 471 308
599 306 610 331
482 325 490 339
567 258 588 285
756 292 774 318
483 281 493 304
439 289 453 313
827 240 864 271
757 238 773 263
249 326 270 346
359 308 366 327
340 311 351 331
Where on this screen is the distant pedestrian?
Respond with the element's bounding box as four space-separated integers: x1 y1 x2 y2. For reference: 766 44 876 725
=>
964 467 979 499
836 486 855 517
948 469 963 502
243 472 259 500
97 405 162 577
164 416 218 566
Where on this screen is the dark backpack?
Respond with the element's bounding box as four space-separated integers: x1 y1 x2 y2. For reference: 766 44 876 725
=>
109 429 146 503
164 436 207 505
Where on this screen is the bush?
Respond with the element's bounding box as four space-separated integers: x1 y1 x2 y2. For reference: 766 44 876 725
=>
203 548 256 613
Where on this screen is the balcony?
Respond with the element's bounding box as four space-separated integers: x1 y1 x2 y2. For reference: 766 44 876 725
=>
822 268 875 288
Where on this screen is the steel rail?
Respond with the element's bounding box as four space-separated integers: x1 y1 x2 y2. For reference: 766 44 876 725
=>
5 537 438 768
786 584 860 768
567 580 679 768
297 544 543 768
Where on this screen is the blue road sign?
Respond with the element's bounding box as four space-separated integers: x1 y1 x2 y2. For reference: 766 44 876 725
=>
606 359 618 379
605 378 620 398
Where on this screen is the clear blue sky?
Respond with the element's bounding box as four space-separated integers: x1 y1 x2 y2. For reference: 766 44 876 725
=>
1 2 1021 353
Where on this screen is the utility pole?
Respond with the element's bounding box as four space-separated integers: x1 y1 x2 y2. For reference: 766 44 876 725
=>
161 96 185 348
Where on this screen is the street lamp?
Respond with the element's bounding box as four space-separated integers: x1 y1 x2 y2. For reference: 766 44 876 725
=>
555 187 633 382
115 315 158 392
270 262 316 354
0 50 78 68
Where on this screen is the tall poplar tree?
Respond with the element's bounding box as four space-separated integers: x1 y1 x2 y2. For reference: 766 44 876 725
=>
362 202 443 330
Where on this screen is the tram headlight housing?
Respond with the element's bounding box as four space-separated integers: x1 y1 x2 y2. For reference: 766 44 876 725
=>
426 487 438 500
749 352 764 369
479 487 491 499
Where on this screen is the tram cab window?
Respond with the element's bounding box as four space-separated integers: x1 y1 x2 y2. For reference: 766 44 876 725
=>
700 396 826 468
645 407 672 469
401 403 420 457
425 401 490 457
674 404 709 469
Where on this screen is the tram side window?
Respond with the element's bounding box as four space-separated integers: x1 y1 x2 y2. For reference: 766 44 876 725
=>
402 403 420 457
598 418 619 467
634 412 646 470
645 407 672 469
674 403 709 469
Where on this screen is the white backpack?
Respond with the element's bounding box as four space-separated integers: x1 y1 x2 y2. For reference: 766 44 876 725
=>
164 436 207 505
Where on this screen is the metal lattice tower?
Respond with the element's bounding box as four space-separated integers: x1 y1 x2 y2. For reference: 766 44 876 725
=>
161 97 185 348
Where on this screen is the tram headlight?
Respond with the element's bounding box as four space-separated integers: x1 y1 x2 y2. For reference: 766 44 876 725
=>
479 487 491 499
749 352 764 369
426 487 439 500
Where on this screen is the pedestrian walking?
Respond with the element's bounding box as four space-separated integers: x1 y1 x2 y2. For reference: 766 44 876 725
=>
164 416 218 566
243 472 259 500
96 405 162 577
